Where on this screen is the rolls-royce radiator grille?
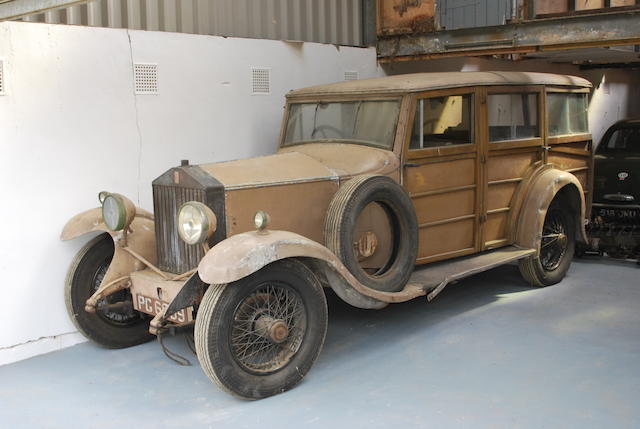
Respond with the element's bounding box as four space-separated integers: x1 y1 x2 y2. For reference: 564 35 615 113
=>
153 185 206 274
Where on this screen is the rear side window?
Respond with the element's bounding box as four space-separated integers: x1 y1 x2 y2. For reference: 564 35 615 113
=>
488 93 539 142
597 127 640 157
410 94 473 149
547 93 588 137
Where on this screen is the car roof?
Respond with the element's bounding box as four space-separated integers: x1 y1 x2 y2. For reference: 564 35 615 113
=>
286 71 592 98
612 119 640 127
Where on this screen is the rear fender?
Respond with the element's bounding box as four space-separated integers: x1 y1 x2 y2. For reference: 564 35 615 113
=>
515 168 587 253
197 230 391 309
61 207 156 296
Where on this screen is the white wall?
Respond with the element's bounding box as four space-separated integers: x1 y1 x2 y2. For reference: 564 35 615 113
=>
381 57 640 145
0 21 378 365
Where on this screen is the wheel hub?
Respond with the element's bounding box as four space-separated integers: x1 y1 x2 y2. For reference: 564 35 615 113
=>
255 316 289 344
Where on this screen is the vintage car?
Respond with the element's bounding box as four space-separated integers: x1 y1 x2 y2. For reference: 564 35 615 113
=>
585 119 639 261
62 71 593 399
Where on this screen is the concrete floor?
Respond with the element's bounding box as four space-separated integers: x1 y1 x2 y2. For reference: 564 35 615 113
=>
1 258 639 429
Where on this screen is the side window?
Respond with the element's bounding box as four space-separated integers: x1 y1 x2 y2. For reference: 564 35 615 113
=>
547 93 588 136
488 93 539 142
410 94 473 149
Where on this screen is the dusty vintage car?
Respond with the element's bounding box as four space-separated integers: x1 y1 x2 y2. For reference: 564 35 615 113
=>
585 119 639 261
62 71 593 399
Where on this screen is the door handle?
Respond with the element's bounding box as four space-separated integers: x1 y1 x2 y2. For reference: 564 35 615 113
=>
404 162 421 168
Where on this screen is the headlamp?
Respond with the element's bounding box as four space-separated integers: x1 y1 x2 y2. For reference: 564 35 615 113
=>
254 210 270 231
177 202 217 245
100 192 136 231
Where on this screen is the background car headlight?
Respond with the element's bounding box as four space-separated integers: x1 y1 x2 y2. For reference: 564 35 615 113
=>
178 202 217 245
101 193 136 231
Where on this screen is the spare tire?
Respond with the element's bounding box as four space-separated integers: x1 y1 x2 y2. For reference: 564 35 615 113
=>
324 175 418 292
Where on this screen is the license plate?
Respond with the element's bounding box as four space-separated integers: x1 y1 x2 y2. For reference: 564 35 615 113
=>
133 294 192 324
598 208 640 220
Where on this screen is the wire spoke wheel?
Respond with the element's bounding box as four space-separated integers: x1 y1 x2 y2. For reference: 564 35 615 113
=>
91 258 140 326
195 259 328 400
519 198 576 287
540 209 569 271
230 283 307 374
65 234 153 348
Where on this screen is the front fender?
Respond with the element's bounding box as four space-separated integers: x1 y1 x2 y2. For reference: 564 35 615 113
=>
61 207 157 295
515 168 587 252
60 207 154 241
198 230 396 309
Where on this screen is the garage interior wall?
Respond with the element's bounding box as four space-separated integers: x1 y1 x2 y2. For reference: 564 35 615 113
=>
0 21 378 365
382 58 640 145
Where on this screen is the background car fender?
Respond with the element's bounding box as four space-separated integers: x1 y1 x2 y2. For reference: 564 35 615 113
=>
61 207 156 292
514 167 587 252
197 230 396 309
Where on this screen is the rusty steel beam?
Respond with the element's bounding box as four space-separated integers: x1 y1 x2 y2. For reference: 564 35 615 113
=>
378 8 640 62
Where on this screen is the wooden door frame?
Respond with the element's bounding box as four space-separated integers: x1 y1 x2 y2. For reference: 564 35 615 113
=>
402 86 484 263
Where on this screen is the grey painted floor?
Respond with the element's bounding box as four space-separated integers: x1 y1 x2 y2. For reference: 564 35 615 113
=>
1 258 639 429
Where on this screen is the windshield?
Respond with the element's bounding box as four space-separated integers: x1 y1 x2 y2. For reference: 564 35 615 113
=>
596 127 640 157
282 100 401 149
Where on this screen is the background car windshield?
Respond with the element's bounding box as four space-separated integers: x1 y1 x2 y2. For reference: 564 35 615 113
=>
597 127 640 157
283 100 400 149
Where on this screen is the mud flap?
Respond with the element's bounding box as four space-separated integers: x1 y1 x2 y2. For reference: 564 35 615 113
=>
165 272 207 319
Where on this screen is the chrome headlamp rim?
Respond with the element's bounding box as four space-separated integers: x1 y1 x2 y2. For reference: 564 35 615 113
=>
254 210 270 231
101 193 136 231
177 201 217 245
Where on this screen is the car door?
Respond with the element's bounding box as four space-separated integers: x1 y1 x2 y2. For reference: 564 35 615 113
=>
480 85 544 249
403 87 483 264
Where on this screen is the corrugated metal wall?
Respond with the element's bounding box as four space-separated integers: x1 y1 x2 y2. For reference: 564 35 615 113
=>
20 0 363 46
438 0 513 30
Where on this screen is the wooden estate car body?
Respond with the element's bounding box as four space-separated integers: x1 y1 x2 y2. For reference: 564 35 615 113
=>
61 72 593 399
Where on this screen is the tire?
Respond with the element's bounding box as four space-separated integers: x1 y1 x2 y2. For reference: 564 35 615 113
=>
519 200 575 287
195 259 328 400
65 234 153 348
324 175 418 292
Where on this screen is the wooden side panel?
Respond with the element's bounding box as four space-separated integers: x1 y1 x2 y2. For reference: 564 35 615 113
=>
548 152 590 190
405 157 475 193
485 150 541 246
487 151 538 182
611 0 636 6
413 189 475 223
484 212 509 245
405 156 478 262
226 180 338 243
575 0 605 10
486 182 519 211
534 0 569 15
419 219 475 258
378 0 436 35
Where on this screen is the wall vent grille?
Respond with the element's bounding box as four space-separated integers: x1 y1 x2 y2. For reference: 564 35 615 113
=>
344 71 359 81
251 67 271 95
134 63 158 94
0 60 5 95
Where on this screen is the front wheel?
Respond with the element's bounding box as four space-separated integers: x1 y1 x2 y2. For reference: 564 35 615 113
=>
194 259 328 400
65 234 153 348
519 201 575 286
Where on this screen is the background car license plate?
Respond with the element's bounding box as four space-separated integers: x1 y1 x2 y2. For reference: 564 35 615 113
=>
134 294 192 324
598 208 639 220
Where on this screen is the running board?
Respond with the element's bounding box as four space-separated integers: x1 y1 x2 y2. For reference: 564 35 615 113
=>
405 246 536 302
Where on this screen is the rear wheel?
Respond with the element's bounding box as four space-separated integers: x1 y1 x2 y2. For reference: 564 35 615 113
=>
195 259 328 400
65 234 153 348
519 201 575 286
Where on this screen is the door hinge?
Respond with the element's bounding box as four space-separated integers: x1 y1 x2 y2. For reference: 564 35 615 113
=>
480 154 486 164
